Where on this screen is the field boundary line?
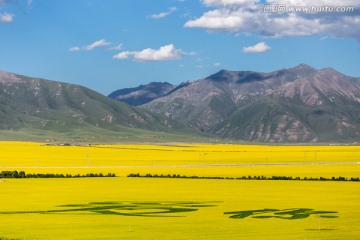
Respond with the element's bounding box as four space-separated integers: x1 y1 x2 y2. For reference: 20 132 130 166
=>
1 162 359 169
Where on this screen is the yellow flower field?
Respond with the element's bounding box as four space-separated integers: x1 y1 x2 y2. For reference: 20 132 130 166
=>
0 178 359 240
0 142 359 239
0 142 359 178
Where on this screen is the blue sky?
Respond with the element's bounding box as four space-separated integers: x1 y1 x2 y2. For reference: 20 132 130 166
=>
0 0 359 95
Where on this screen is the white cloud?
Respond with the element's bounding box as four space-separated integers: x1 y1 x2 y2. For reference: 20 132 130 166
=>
108 43 123 51
185 8 257 32
0 12 13 23
84 39 111 51
133 45 181 61
203 0 259 7
243 42 271 53
150 7 177 19
113 51 131 59
266 0 360 7
184 0 360 42
213 62 221 66
68 46 81 52
69 39 112 52
113 44 184 61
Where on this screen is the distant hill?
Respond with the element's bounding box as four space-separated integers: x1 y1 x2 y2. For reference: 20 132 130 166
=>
108 82 176 106
0 70 199 142
141 64 360 143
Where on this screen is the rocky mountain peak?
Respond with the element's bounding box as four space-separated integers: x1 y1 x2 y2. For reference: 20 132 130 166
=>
292 63 316 71
142 64 360 142
0 70 23 84
284 64 318 78
108 81 176 106
317 67 344 77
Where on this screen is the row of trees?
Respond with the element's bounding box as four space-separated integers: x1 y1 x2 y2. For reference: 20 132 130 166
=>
0 171 116 179
127 173 360 182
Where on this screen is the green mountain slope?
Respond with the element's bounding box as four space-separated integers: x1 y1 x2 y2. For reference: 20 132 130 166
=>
0 70 201 142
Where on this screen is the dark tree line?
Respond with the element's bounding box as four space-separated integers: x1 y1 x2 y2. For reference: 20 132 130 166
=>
127 173 359 182
0 171 116 179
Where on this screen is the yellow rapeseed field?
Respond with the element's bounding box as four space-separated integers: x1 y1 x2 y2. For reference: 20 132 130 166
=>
0 178 359 240
0 142 359 178
0 142 359 239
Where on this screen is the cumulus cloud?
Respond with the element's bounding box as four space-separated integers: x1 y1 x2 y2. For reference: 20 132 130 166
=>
243 42 271 53
184 0 360 42
113 44 184 61
113 51 131 59
150 7 177 19
0 12 13 23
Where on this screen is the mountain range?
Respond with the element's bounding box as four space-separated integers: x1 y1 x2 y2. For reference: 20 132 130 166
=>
1 64 359 143
110 64 360 143
0 70 199 142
